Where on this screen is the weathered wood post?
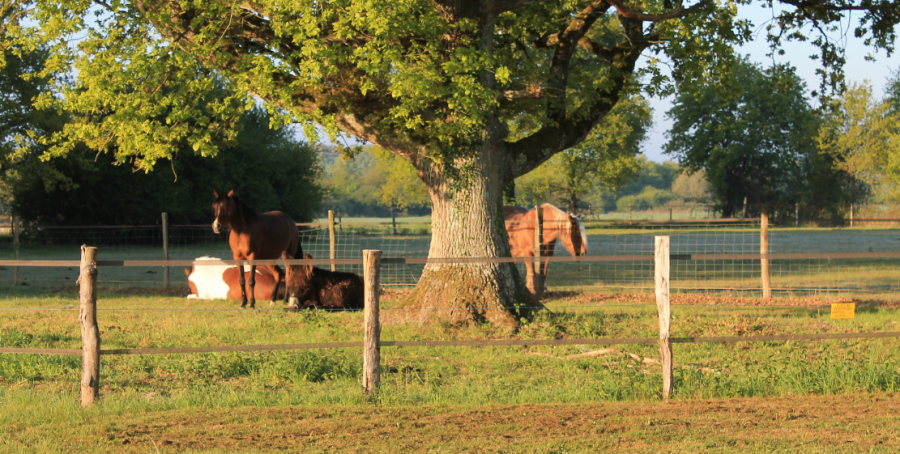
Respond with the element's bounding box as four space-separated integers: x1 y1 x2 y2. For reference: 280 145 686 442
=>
162 212 170 288
328 210 337 272
741 197 747 218
362 249 381 395
795 203 799 226
654 236 673 402
78 245 100 407
850 203 854 228
12 215 19 286
669 201 673 221
533 205 544 297
760 210 771 299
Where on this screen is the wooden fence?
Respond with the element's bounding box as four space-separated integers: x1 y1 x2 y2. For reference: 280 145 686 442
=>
2 241 900 407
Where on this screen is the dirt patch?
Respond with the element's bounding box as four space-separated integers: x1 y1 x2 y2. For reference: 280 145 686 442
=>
17 393 899 452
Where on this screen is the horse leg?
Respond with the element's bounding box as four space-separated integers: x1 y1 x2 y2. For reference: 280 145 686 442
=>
525 256 536 294
237 260 248 308
268 264 283 305
248 263 257 308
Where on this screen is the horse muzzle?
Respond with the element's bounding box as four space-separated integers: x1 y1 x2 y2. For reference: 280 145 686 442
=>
212 220 221 234
288 297 300 309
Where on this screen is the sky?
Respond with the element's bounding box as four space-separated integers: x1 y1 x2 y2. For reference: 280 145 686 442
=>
640 2 900 162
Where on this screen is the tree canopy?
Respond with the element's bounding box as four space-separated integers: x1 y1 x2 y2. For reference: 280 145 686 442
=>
513 95 650 211
4 0 897 324
665 58 858 217
817 81 900 202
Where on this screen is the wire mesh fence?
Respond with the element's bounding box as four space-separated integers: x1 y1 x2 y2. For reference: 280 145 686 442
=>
2 214 900 302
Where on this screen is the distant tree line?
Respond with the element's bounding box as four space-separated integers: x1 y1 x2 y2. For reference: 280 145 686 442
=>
1 47 322 226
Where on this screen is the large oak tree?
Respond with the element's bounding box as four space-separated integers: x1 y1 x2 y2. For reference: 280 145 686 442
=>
3 0 898 325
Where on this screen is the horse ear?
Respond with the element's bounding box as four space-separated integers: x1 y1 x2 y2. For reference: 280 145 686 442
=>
213 190 219 198
227 189 234 197
184 267 191 277
304 253 314 273
282 251 293 260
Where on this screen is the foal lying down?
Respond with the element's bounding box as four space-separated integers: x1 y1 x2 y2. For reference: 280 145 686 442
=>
283 252 364 310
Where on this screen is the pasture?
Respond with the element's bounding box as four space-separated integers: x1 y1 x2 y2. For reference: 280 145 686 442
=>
3 222 900 451
1 285 899 451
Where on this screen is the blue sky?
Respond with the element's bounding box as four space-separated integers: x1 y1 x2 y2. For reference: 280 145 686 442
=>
640 2 900 162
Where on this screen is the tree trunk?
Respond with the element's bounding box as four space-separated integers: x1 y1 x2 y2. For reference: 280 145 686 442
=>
388 145 537 327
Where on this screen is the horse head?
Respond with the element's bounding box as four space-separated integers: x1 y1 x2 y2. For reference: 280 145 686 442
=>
283 252 316 308
211 189 236 234
566 212 588 257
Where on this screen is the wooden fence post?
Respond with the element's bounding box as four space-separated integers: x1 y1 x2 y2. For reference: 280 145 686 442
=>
761 210 771 299
12 215 19 286
533 205 544 297
78 245 100 407
654 236 673 402
328 210 337 272
629 203 633 222
795 203 799 227
362 249 381 395
162 212 169 288
850 203 854 228
669 202 673 221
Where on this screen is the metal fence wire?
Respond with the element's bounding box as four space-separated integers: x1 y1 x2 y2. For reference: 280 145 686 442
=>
2 216 900 301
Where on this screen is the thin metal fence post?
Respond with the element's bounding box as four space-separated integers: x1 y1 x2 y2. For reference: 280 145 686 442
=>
162 212 169 288
761 210 771 299
328 210 336 272
12 215 19 286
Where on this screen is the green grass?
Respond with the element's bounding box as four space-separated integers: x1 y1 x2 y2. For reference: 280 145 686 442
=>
1 288 899 452
1 288 898 421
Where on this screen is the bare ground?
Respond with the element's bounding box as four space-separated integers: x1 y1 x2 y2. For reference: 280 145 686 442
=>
5 393 900 452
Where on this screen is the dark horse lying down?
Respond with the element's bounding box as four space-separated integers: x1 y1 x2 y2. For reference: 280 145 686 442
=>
212 190 300 308
283 253 364 310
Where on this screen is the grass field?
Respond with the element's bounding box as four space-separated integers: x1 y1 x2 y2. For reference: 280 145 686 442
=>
0 286 899 452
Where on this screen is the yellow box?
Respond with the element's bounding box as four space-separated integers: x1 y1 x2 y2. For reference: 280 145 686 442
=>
830 302 856 319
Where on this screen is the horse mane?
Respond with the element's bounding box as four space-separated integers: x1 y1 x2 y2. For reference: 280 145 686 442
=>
231 195 258 221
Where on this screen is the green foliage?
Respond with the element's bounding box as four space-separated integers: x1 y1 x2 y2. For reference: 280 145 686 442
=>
9 106 323 224
816 81 900 202
320 146 430 217
514 96 651 211
370 146 430 210
616 186 679 211
666 59 854 217
671 169 712 203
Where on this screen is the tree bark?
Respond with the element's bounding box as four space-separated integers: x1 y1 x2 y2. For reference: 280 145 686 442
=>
388 143 537 326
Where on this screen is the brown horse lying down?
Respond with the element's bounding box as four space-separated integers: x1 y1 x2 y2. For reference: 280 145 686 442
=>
184 257 284 301
283 253 363 310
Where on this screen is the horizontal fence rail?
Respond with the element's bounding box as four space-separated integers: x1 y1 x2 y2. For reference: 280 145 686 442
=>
5 331 899 356
4 250 900 268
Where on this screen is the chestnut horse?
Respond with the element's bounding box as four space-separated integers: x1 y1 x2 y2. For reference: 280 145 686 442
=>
504 203 588 294
184 257 284 301
212 190 301 308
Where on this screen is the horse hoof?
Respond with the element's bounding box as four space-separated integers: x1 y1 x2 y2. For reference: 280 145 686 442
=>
240 302 248 309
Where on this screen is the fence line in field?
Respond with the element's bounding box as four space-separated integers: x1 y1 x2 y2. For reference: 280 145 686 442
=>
5 331 899 357
1 239 897 407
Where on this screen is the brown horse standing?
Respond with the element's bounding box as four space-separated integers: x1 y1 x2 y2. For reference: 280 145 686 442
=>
212 190 301 308
504 203 588 295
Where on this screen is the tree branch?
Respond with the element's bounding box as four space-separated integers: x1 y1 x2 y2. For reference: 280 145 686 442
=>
606 0 713 22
